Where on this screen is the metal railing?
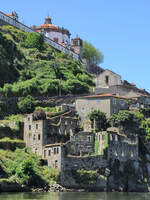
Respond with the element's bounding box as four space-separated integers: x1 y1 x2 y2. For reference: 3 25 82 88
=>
0 11 79 60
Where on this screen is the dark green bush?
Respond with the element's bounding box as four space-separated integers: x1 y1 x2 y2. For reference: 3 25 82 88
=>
17 95 36 114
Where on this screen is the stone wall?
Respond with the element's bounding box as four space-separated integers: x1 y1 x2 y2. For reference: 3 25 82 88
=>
69 131 94 156
107 127 139 162
96 70 122 88
24 112 78 157
0 141 25 151
96 131 106 155
24 114 45 156
62 155 107 171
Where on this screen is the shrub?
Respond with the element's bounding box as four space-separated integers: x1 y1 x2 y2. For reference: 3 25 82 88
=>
89 110 108 131
33 110 46 120
25 32 44 50
17 95 36 114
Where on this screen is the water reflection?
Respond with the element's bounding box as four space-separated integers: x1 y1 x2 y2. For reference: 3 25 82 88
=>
0 192 150 200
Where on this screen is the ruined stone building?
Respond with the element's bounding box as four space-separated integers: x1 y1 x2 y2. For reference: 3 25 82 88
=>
107 127 139 162
24 111 78 157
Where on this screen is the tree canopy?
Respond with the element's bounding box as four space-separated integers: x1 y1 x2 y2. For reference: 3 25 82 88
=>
82 41 104 65
88 110 108 131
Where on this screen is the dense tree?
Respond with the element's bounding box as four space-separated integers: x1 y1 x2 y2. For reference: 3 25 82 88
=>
88 110 108 131
108 110 140 132
17 95 36 114
25 32 44 50
82 41 104 65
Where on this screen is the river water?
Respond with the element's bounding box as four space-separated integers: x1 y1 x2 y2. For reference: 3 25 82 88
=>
0 192 150 200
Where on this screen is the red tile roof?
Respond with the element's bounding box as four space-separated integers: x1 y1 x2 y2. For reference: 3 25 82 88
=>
7 14 13 17
136 93 148 97
37 23 58 30
78 93 129 99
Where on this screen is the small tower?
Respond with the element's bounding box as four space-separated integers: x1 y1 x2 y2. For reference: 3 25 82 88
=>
71 35 83 58
44 16 52 24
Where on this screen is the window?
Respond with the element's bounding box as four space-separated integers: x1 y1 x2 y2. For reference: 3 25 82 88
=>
113 98 117 105
48 150 51 156
96 98 100 104
44 150 47 158
122 151 124 157
28 117 30 121
99 135 101 142
110 134 112 141
33 134 36 140
88 136 91 143
36 124 38 129
120 99 125 106
74 40 78 46
57 147 59 154
38 134 40 140
53 37 58 43
113 108 117 114
29 125 31 130
105 76 109 84
35 148 38 154
81 107 85 113
102 135 105 140
55 160 58 168
54 148 57 155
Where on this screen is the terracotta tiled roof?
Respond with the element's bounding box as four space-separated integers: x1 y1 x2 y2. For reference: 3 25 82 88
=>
78 93 129 99
38 23 58 30
7 14 13 17
35 30 41 33
136 93 148 97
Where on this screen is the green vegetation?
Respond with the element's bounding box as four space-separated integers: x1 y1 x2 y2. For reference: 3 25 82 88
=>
0 25 95 97
71 169 98 185
94 138 99 155
17 95 36 114
102 132 108 159
89 110 108 131
82 41 104 65
108 110 140 131
0 148 60 187
0 138 25 151
25 32 44 50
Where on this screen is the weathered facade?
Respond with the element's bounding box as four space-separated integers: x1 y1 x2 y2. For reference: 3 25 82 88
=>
75 94 128 123
24 112 78 156
107 127 139 162
69 131 94 156
95 69 122 88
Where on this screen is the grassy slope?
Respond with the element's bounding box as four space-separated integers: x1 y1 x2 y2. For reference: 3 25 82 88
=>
0 25 95 97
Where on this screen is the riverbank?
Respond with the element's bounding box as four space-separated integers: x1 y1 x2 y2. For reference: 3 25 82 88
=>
0 179 150 193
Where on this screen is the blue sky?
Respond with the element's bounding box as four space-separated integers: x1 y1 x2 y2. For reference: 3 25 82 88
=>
1 0 150 91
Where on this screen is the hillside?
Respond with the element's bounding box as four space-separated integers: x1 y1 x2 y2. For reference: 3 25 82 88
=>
0 25 95 97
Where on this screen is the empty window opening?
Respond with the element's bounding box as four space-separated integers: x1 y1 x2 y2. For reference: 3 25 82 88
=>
38 134 40 140
33 134 36 140
29 125 31 130
57 147 59 154
48 150 51 156
55 160 58 168
36 124 38 129
54 148 57 155
44 150 47 158
88 136 91 143
105 76 109 84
